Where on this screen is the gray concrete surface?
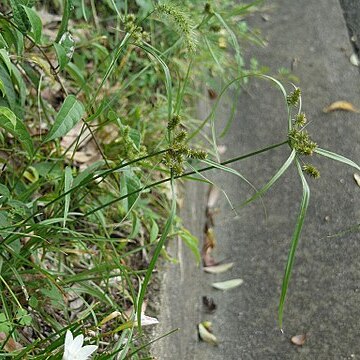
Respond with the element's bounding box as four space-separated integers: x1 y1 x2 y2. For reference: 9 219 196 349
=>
152 0 360 359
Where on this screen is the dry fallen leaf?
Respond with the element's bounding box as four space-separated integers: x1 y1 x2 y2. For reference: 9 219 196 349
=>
202 227 217 267
202 296 217 313
208 88 218 100
354 173 360 187
207 186 220 208
291 334 306 346
198 322 218 345
323 101 359 113
212 278 243 291
350 53 360 67
204 262 234 274
0 332 22 352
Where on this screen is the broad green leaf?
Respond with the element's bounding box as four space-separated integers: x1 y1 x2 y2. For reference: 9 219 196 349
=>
22 6 42 43
149 218 159 242
10 63 26 110
72 160 105 188
0 106 34 155
55 0 73 42
9 0 31 34
53 42 68 71
0 49 12 75
0 33 7 49
0 79 5 97
278 160 310 328
54 32 75 70
129 212 140 239
0 63 16 112
123 169 142 211
63 166 73 228
44 95 85 142
179 228 201 265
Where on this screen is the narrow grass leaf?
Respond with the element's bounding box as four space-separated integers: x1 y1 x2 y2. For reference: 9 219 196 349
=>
315 148 360 171
212 278 243 290
63 166 73 228
278 159 310 329
44 95 85 143
0 106 34 155
139 44 172 121
137 179 176 330
241 149 296 207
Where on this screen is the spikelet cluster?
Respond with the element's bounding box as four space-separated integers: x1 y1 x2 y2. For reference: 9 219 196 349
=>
163 115 207 176
124 14 150 44
155 3 197 52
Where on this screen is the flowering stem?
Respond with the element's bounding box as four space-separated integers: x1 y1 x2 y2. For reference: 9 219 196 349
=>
85 140 289 216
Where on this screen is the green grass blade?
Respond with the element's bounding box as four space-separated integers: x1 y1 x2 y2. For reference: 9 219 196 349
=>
241 149 295 207
278 158 310 329
139 43 173 122
315 147 360 171
63 166 73 228
137 178 176 330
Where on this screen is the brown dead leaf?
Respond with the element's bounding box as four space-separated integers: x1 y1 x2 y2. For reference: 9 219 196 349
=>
323 101 359 113
198 322 218 345
0 333 23 352
202 296 217 313
354 173 360 187
291 334 306 346
208 88 218 100
202 228 217 267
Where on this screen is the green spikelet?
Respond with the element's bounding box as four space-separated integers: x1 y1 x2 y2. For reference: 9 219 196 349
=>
155 3 197 52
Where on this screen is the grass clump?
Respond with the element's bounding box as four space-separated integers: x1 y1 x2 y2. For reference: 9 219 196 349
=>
0 0 262 357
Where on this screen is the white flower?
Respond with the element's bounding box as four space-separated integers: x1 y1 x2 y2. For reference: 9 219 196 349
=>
63 330 98 360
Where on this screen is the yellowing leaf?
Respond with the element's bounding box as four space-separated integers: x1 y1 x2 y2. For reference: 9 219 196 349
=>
323 101 359 113
99 311 121 326
212 278 243 290
204 262 234 274
198 322 218 345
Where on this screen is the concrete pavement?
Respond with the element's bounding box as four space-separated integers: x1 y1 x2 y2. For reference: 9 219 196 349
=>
153 1 360 359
